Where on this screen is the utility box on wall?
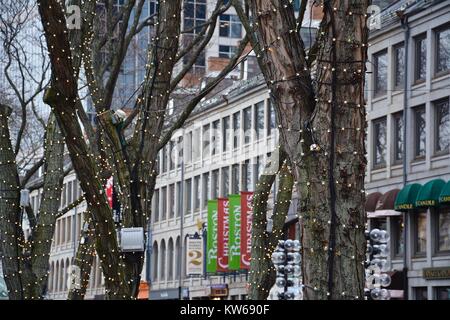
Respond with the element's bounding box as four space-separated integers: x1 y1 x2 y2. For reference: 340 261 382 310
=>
119 227 145 252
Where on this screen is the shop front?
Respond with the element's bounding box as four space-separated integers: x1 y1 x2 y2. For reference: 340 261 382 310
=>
149 288 182 300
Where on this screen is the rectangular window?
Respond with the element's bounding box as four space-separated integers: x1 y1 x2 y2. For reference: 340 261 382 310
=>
243 107 252 144
192 129 200 161
162 146 168 172
232 164 239 194
212 120 220 155
212 170 219 200
67 181 73 204
415 35 427 82
153 189 160 222
219 45 237 59
185 179 192 214
185 132 192 163
184 0 207 34
161 187 167 221
176 182 181 217
169 184 175 218
414 287 428 300
202 172 210 208
394 43 405 88
414 211 427 256
267 100 276 137
221 167 229 197
435 99 450 153
371 218 387 231
193 176 200 211
414 106 426 158
374 50 388 96
203 124 210 158
233 112 240 148
437 208 450 252
436 287 450 300
373 117 387 167
255 101 264 140
392 215 404 257
242 159 252 191
436 27 450 74
393 112 404 163
222 116 230 152
169 140 175 170
177 136 183 168
219 14 242 38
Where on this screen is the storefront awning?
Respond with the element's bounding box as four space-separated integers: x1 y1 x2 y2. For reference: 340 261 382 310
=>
394 183 422 211
365 192 383 214
368 189 401 217
439 181 450 205
415 179 446 208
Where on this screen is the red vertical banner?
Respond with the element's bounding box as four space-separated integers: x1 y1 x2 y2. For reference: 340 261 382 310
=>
106 177 113 208
217 198 229 272
240 191 253 269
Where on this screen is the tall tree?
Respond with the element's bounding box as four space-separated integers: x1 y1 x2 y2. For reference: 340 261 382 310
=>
233 0 368 299
0 0 69 300
37 0 249 299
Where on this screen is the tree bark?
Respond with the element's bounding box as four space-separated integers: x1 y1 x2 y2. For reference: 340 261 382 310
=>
37 0 130 299
235 0 368 299
0 103 23 299
26 114 65 299
68 213 95 300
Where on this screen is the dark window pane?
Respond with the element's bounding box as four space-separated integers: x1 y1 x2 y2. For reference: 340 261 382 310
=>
212 120 220 155
437 28 450 73
394 113 404 162
395 45 405 87
415 36 427 81
202 173 210 208
267 100 276 136
374 51 387 96
223 117 230 152
373 118 387 166
415 212 427 254
415 107 426 157
243 107 252 144
233 112 240 148
212 170 219 199
232 164 239 194
203 124 210 157
221 167 229 197
255 102 264 140
393 215 404 256
435 99 450 153
438 209 450 251
414 287 428 300
436 287 450 300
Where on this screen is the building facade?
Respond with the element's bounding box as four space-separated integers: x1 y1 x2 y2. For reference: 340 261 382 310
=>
366 0 450 300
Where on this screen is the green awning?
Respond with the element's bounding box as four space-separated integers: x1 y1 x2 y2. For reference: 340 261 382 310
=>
439 181 450 205
394 183 422 211
415 179 446 207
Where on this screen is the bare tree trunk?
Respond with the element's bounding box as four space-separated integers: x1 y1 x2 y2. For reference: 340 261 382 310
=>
249 159 293 300
234 0 368 299
0 104 23 299
27 114 64 299
68 214 95 300
37 0 130 299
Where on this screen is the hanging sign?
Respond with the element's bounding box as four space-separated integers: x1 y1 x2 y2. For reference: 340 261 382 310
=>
228 194 241 270
240 191 253 269
186 236 204 276
207 200 218 273
217 198 229 272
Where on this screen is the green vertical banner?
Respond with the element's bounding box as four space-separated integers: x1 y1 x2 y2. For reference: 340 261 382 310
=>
207 200 218 273
228 194 241 270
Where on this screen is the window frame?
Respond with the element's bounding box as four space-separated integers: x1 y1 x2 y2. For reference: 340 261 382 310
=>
393 112 404 165
413 106 426 159
372 117 387 169
414 34 427 83
433 98 450 155
434 207 450 255
394 42 405 89
413 210 427 258
373 49 388 97
435 24 450 76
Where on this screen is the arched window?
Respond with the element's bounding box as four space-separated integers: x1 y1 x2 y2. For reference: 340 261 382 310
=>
168 238 174 280
65 258 70 291
54 261 59 293
175 236 181 279
59 260 64 292
152 241 158 282
49 262 54 293
160 239 166 281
